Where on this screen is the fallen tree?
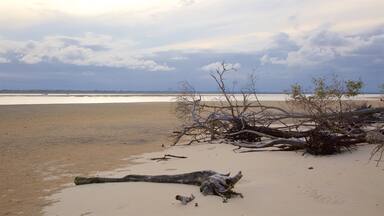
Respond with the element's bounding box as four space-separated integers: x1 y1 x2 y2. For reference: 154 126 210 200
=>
75 170 243 202
172 62 384 162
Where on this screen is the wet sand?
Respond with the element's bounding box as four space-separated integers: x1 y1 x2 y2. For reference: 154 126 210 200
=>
0 103 179 216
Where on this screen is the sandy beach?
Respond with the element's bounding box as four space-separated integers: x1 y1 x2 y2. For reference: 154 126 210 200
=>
1 100 383 215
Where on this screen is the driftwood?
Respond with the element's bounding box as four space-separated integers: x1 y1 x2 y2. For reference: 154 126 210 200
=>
74 170 243 202
173 63 384 161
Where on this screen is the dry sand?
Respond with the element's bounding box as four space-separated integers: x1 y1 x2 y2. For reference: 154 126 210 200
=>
44 143 384 216
0 103 179 216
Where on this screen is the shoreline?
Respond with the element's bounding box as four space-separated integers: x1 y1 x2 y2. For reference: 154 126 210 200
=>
0 94 381 106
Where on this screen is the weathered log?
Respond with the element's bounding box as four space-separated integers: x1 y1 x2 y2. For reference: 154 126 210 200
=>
74 170 243 202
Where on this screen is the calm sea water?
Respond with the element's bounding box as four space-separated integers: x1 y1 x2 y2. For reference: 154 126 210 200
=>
0 93 381 105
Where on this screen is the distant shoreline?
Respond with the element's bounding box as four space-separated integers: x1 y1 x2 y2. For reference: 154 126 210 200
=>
1 90 383 94
0 93 380 106
0 90 288 94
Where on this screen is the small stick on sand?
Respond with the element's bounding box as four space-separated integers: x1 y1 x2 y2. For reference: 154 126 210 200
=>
150 154 188 162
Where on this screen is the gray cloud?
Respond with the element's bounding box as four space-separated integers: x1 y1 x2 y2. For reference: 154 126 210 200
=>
260 33 299 65
259 27 384 67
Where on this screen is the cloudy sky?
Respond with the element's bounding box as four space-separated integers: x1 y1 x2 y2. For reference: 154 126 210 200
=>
0 0 383 92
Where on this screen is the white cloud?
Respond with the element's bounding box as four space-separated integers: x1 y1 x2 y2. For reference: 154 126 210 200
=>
201 61 241 72
0 34 173 71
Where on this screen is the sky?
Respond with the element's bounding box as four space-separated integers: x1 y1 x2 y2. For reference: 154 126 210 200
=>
0 0 383 92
